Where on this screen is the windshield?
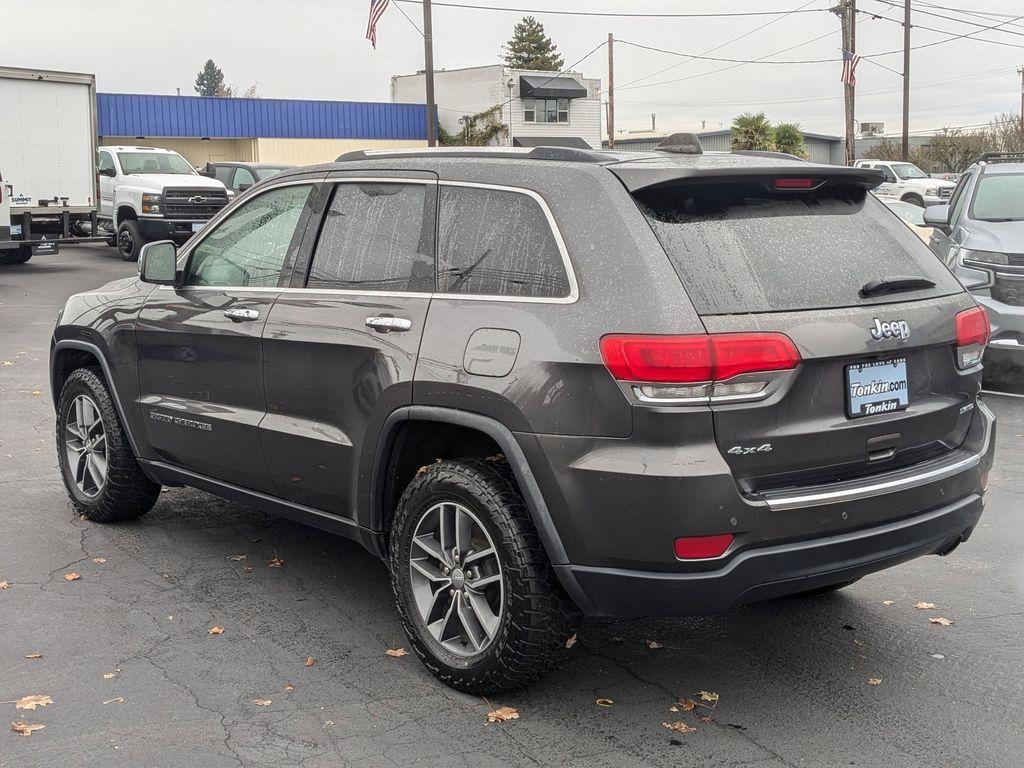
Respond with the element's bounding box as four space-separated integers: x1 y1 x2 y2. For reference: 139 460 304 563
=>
255 167 291 181
892 163 927 180
971 173 1024 222
117 152 196 175
636 181 961 315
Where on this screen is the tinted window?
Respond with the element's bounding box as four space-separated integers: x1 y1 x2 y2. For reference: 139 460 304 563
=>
949 174 971 225
186 184 312 287
970 173 1024 222
231 167 257 191
98 152 115 172
437 185 570 298
307 183 434 292
636 182 962 315
213 166 234 184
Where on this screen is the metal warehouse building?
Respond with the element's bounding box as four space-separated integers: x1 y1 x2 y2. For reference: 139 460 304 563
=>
605 129 845 165
97 93 429 167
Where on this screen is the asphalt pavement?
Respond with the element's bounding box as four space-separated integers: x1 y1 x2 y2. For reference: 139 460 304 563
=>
2 245 1023 768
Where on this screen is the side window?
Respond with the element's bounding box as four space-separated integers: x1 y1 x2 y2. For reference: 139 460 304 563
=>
231 167 257 191
523 98 536 123
213 166 234 184
436 185 571 299
185 184 312 287
880 166 897 183
557 98 569 123
948 173 972 226
98 152 115 173
306 182 434 292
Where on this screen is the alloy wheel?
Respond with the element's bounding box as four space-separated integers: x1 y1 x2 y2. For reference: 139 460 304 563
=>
64 394 108 498
118 228 133 258
409 501 504 657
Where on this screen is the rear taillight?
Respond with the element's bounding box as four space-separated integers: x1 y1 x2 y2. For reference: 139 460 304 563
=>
674 534 734 560
955 306 990 370
600 333 800 403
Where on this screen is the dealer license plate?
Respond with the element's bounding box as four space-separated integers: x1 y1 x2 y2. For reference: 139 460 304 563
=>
192 222 205 233
846 358 909 418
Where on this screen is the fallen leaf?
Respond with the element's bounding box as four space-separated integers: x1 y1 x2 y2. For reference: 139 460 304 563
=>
384 648 407 658
853 639 867 647
565 633 577 650
15 695 53 711
930 617 954 626
11 721 45 736
882 600 895 606
103 696 123 705
283 682 295 692
91 557 106 564
267 556 285 568
867 678 882 686
323 720 335 727
227 553 247 561
102 671 119 680
208 626 225 635
305 656 315 667
31 390 41 396
611 636 622 644
0 581 10 589
915 602 936 610
698 714 714 724
931 653 945 659
63 572 81 582
24 653 42 660
486 706 519 724
662 721 696 734
596 698 614 707
254 699 272 707
697 690 719 704
243 566 255 573
0 360 13 366
678 699 696 712
647 640 664 650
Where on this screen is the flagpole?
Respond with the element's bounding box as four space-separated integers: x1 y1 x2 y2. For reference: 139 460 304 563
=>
423 0 437 147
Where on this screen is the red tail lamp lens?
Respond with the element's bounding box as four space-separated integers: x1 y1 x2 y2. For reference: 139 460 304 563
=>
774 178 818 189
600 333 799 384
674 534 734 559
955 306 990 347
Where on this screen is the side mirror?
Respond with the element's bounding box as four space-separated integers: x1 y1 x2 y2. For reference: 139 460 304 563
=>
922 204 951 232
138 241 178 285
98 167 116 177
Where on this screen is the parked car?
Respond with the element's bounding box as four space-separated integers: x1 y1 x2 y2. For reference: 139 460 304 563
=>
924 152 1024 378
200 162 297 194
98 146 230 261
854 159 955 207
51 142 995 693
882 198 933 243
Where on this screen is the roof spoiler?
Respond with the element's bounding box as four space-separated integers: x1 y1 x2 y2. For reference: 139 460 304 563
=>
654 133 703 155
612 164 884 194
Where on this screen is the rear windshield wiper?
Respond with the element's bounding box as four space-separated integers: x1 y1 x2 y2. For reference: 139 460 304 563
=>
860 275 936 297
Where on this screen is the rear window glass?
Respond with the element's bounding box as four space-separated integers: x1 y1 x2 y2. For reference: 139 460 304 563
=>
971 173 1024 222
636 182 962 315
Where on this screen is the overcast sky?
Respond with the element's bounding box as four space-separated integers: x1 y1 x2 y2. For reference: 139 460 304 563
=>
6 0 1023 138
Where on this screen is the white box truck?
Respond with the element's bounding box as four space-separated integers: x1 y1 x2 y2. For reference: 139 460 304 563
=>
0 66 107 264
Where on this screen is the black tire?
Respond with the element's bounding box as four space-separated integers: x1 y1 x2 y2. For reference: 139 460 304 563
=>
0 246 32 265
56 367 160 522
902 194 924 208
389 459 577 694
117 219 143 261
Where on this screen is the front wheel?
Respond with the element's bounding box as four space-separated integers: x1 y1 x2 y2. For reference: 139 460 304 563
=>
56 368 161 522
117 219 143 261
389 459 576 694
902 194 925 208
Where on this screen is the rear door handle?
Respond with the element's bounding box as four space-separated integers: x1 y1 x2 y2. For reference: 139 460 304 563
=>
223 308 260 322
365 316 412 333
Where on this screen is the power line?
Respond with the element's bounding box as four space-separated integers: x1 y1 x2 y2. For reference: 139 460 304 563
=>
616 38 841 67
392 0 831 19
858 7 1024 54
873 0 1024 39
913 1 1024 24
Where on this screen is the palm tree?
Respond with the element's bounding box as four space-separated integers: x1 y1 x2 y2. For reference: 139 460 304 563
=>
772 123 808 159
731 112 775 152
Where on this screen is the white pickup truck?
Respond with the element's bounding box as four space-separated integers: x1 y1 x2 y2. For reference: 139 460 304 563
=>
98 146 230 261
853 159 956 207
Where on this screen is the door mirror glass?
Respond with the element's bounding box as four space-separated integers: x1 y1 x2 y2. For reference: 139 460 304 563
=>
139 241 178 284
98 167 116 177
922 204 950 228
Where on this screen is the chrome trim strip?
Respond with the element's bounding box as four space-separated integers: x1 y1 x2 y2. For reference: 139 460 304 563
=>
988 337 1024 349
762 451 982 512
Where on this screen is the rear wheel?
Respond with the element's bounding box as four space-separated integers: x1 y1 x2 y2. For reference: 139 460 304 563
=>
0 246 32 265
56 368 160 522
902 193 924 208
117 219 143 261
389 459 576 693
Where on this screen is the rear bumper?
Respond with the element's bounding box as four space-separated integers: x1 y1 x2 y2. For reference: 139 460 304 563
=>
557 493 982 617
977 295 1024 354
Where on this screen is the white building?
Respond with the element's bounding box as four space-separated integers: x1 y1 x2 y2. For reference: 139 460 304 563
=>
391 64 602 149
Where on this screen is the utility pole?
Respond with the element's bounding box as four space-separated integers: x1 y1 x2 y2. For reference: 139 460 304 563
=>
1018 65 1024 134
423 0 437 147
833 0 856 166
607 33 615 149
902 0 911 161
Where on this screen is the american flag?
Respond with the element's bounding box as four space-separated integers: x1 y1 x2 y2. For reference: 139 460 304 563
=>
841 50 861 87
366 0 390 48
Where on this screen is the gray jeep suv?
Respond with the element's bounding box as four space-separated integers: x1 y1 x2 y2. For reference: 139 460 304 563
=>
50 141 996 693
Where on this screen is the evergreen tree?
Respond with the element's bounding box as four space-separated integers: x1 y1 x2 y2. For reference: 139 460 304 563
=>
194 59 225 97
502 16 564 71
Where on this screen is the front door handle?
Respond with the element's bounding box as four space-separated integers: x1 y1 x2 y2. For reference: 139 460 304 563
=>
365 316 412 333
223 308 260 322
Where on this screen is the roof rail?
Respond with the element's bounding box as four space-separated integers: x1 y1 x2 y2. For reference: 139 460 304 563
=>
335 146 614 163
732 149 808 162
972 152 1024 165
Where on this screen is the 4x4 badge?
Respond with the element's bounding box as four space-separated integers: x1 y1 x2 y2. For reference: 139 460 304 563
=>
870 318 910 342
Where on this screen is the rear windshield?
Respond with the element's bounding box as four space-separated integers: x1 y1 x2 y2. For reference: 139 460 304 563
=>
971 173 1024 222
635 182 962 315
